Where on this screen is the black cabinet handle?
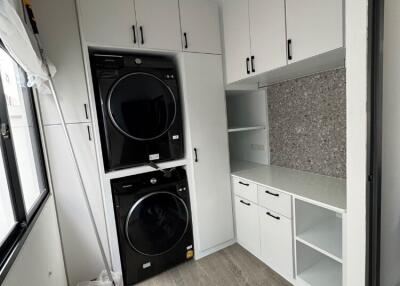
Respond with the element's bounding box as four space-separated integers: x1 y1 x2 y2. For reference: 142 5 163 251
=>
183 32 188 49
132 25 137 44
265 190 279 197
288 39 293 60
240 200 251 206
251 56 255 73
84 104 89 119
239 181 250 187
266 212 280 220
87 125 92 141
246 57 250 74
194 148 198 162
140 26 144 45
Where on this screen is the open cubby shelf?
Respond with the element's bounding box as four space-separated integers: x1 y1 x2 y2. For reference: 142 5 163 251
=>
296 241 342 286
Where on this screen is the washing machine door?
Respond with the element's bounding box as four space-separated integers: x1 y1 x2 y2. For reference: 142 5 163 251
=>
125 191 189 256
108 72 176 141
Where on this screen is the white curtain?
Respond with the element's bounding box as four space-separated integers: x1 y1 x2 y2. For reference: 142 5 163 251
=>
0 0 55 93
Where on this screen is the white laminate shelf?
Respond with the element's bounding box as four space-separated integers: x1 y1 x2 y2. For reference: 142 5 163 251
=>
296 216 342 262
297 257 342 286
228 126 265 133
231 165 346 213
230 160 266 173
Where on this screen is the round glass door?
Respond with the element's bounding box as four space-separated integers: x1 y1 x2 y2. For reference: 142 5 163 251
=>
108 72 176 141
125 192 189 256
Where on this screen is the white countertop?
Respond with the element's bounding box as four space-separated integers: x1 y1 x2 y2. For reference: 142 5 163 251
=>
231 164 346 213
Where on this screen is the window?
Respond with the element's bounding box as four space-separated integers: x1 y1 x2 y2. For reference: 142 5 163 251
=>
0 47 49 280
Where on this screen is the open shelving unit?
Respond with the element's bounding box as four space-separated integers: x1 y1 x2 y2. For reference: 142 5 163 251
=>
226 89 270 171
295 199 343 286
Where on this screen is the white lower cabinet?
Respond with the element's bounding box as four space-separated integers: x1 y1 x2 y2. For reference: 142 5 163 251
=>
259 207 294 281
234 196 260 257
44 124 109 286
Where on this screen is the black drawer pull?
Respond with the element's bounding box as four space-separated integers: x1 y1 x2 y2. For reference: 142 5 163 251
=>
251 55 255 73
246 57 250 74
183 32 188 49
267 212 280 220
240 200 251 206
288 39 293 60
265 190 279 197
239 181 249 187
140 26 144 44
132 25 137 44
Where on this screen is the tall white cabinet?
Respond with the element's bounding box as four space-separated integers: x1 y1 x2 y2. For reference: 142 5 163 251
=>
179 53 235 255
44 124 109 286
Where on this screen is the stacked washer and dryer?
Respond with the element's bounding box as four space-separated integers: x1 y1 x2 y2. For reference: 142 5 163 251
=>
90 52 194 285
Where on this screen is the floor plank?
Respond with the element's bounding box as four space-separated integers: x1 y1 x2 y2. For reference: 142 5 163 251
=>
137 244 293 286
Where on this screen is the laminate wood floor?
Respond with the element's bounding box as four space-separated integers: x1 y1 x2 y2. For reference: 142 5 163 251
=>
137 244 293 286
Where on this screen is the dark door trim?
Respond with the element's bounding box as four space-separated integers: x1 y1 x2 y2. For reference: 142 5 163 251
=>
367 0 385 285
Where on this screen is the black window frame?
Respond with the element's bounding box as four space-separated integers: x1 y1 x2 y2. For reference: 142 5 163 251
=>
0 43 50 284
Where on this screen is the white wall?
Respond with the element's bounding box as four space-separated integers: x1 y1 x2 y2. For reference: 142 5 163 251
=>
345 0 369 285
2 198 68 286
381 1 400 285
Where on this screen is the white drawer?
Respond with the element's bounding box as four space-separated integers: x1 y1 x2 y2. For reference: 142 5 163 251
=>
232 177 258 203
258 185 292 218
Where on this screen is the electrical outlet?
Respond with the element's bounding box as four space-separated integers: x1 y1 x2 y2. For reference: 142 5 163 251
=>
251 144 265 151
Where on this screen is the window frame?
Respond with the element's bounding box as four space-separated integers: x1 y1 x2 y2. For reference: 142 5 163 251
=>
0 45 50 284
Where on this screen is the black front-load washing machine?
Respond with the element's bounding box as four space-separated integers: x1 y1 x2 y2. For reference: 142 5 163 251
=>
90 52 184 172
111 168 194 285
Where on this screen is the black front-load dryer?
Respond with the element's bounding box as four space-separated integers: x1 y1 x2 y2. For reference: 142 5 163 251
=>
90 52 184 172
111 168 194 285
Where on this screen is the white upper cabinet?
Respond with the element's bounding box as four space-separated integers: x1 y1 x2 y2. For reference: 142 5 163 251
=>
179 0 222 54
286 0 344 63
134 0 182 51
223 0 252 84
77 0 138 47
249 0 287 76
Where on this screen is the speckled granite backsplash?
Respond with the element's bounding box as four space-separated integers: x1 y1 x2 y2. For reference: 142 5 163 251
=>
267 68 346 178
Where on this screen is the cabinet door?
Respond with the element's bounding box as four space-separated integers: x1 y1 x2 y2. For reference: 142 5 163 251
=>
286 0 343 63
180 0 222 54
135 0 181 51
222 0 252 84
44 124 109 286
259 207 294 281
77 0 137 47
235 196 260 257
31 0 91 125
249 0 287 75
181 53 234 253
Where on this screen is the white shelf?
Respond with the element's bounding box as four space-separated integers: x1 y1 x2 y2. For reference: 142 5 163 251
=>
228 126 265 133
297 256 342 286
296 216 342 262
230 159 266 173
